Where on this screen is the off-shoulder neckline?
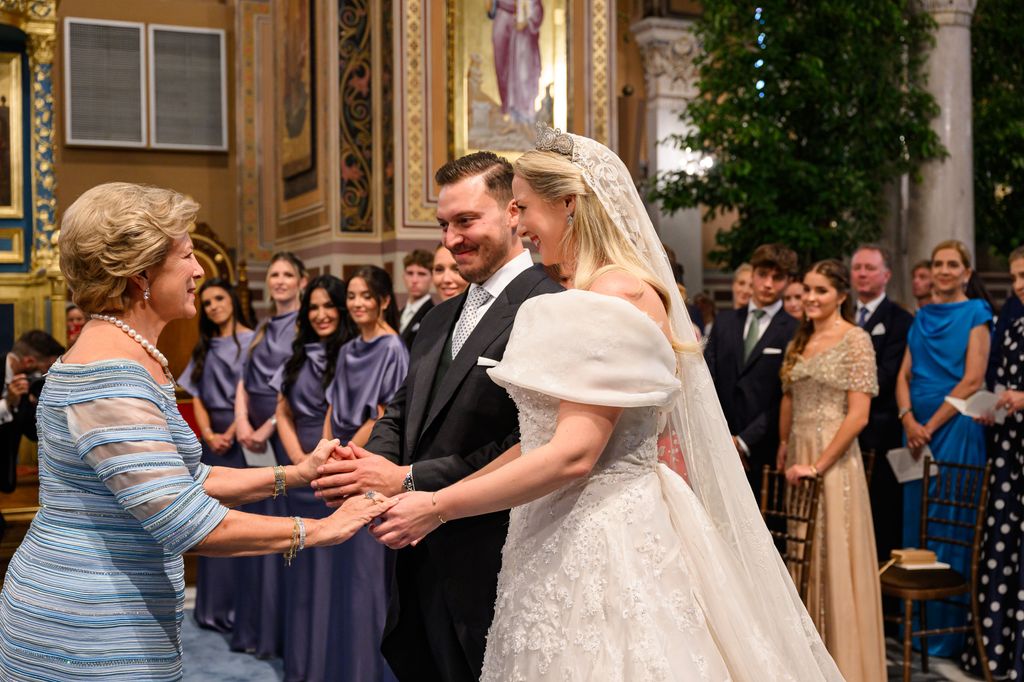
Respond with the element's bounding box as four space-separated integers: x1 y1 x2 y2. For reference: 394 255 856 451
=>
50 357 175 392
565 288 673 347
797 325 864 363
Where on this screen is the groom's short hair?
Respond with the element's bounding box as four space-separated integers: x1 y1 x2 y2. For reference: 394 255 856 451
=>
435 152 514 205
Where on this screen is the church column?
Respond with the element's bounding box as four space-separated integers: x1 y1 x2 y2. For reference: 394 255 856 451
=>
907 0 976 270
632 16 704 292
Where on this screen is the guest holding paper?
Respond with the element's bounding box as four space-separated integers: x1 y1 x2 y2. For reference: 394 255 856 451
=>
231 252 306 657
895 239 992 656
178 278 254 632
323 265 408 681
963 246 1024 679
778 260 885 681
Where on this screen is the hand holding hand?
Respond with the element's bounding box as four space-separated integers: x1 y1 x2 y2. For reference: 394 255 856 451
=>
312 444 406 505
785 464 816 485
207 432 233 454
904 418 931 452
370 491 442 549
235 418 257 450
997 390 1024 416
319 491 397 545
296 438 342 485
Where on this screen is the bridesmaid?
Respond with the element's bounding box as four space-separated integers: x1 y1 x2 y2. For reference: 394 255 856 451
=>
178 278 254 632
896 239 992 656
231 251 307 657
324 266 408 681
432 242 469 302
270 275 354 681
778 259 885 681
963 245 1024 678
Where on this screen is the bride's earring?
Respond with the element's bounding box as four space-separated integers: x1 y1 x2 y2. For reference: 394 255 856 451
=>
567 214 574 226
144 287 151 302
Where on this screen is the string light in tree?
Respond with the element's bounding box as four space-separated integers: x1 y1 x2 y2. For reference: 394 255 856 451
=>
754 7 766 99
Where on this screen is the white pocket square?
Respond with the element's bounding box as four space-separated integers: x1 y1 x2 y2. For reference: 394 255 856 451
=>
411 323 421 332
476 356 500 367
762 347 782 355
871 323 886 336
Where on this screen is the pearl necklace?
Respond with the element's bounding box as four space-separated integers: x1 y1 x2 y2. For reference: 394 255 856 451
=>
90 314 172 380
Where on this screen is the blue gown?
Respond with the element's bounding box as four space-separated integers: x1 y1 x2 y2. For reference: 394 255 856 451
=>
903 298 992 656
323 334 407 682
177 330 255 632
0 360 229 680
230 311 297 658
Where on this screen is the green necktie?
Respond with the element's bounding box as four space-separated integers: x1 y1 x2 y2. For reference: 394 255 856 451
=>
743 308 766 361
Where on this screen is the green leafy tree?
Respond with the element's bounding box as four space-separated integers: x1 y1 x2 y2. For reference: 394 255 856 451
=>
973 0 1024 258
650 1 945 269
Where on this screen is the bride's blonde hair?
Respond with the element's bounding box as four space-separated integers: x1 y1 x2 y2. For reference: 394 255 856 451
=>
514 150 672 313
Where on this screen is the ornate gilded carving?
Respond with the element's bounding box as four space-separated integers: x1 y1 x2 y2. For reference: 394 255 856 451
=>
237 0 272 264
401 0 434 224
590 0 610 146
24 3 57 274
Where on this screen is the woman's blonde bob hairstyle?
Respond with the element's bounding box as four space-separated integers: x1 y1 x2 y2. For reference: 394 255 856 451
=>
59 182 199 314
513 150 673 315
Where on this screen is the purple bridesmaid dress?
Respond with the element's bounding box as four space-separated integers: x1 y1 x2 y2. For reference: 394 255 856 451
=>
230 311 298 658
178 330 255 633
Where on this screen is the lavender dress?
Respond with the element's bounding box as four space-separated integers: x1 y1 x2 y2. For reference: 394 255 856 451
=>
324 334 408 681
178 331 255 632
230 311 297 657
268 342 336 681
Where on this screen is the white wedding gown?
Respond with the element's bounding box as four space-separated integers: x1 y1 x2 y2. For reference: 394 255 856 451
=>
481 290 823 682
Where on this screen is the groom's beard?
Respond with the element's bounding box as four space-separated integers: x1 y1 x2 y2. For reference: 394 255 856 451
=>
453 224 517 284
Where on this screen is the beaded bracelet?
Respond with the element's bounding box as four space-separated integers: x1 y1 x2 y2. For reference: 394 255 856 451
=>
283 516 305 566
272 465 287 499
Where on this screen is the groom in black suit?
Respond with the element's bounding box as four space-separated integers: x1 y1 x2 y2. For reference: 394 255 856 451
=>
850 244 912 562
315 152 561 681
705 244 799 495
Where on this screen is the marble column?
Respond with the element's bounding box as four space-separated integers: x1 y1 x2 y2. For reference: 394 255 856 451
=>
907 0 976 272
632 17 704 293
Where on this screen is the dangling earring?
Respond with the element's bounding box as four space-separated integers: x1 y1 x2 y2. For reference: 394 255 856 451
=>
144 287 151 302
567 214 574 226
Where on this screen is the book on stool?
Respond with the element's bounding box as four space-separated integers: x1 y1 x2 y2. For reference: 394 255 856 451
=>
879 548 951 574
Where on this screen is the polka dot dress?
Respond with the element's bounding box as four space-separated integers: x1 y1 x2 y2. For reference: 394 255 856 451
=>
963 317 1024 679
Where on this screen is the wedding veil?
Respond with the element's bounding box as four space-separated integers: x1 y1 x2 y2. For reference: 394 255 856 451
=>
535 126 843 680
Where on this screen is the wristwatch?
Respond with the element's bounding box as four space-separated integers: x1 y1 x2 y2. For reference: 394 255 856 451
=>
898 406 913 420
402 466 415 492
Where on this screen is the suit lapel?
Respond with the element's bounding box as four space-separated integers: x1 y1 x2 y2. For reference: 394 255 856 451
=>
733 307 750 376
405 299 460 455
741 311 784 374
863 298 889 335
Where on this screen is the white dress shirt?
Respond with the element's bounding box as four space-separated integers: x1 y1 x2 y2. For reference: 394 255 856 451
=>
400 294 432 333
742 299 784 344
465 250 535 320
856 293 886 325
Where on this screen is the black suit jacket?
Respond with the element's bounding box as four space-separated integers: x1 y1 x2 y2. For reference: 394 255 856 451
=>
705 306 798 474
857 296 913 453
399 298 434 350
366 265 562 676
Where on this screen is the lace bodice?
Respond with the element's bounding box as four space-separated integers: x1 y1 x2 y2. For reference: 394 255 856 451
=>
786 327 879 426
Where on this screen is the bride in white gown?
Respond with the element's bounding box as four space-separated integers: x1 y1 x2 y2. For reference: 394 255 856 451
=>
371 128 844 681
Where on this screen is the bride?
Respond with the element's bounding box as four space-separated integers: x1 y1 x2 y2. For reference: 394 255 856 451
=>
371 128 843 681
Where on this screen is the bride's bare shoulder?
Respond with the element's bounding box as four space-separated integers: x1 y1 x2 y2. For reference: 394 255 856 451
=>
588 269 670 329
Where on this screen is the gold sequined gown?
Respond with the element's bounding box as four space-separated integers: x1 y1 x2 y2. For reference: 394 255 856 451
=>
784 326 886 682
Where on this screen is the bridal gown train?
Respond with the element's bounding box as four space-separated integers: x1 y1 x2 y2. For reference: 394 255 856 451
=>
481 290 836 682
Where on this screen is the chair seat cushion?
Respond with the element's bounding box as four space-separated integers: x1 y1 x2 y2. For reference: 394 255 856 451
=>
880 565 968 597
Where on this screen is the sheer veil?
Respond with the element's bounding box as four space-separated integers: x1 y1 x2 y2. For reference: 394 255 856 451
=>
535 126 843 680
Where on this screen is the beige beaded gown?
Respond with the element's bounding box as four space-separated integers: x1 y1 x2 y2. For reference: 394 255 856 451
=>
783 326 886 682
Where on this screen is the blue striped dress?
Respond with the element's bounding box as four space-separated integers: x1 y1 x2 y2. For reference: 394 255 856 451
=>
0 360 229 681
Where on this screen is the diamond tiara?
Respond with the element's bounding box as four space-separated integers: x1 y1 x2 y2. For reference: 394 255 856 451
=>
535 124 574 158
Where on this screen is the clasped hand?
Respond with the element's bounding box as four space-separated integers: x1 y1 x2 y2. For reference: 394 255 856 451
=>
309 443 441 549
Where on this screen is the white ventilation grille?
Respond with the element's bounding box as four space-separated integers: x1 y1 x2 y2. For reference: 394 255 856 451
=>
148 25 226 150
64 18 146 147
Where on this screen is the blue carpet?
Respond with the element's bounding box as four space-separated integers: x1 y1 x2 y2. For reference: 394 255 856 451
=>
181 611 282 681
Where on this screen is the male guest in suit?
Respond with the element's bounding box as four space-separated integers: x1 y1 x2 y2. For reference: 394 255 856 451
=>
314 151 561 682
399 249 435 349
850 244 913 561
705 243 799 494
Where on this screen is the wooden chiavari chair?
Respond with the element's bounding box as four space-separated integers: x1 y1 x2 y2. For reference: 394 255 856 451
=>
758 465 822 605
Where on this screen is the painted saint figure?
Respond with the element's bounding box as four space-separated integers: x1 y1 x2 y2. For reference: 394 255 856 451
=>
489 0 544 124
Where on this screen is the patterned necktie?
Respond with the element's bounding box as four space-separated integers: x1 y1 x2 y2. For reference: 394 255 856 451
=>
743 308 766 361
451 286 493 357
857 305 870 328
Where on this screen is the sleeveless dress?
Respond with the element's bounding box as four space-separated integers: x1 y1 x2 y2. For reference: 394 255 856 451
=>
482 290 831 682
0 360 229 681
177 330 255 632
783 327 885 681
903 298 992 655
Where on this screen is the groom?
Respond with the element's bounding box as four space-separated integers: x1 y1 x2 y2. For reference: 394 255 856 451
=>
315 152 561 681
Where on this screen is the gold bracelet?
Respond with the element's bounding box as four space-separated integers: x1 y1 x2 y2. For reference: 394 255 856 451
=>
272 465 287 499
431 491 447 525
283 516 302 566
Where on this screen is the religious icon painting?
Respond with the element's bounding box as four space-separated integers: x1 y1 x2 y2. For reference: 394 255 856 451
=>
449 0 569 159
0 52 23 220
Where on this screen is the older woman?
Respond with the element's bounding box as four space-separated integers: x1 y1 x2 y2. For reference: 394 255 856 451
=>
0 183 392 681
896 239 992 656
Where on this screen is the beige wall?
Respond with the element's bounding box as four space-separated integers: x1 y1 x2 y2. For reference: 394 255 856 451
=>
54 0 237 248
